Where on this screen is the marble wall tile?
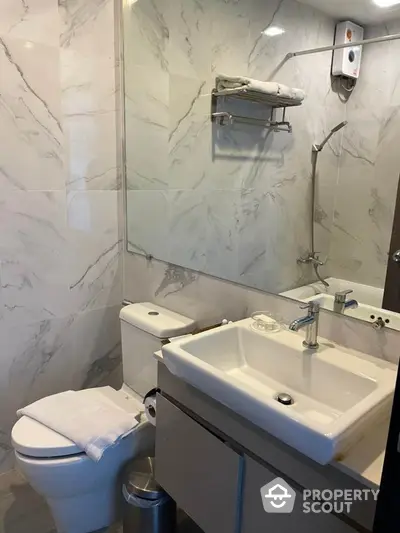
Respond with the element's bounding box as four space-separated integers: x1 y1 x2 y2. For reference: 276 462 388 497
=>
123 0 399 299
237 185 312 293
123 0 168 73
345 24 393 118
60 0 115 58
166 0 213 80
61 48 118 190
59 0 118 192
237 188 279 291
123 252 400 366
63 111 118 191
0 191 68 325
0 0 60 47
168 190 209 272
123 252 247 327
21 306 122 401
0 433 14 475
124 0 347 293
0 0 121 475
126 190 170 257
66 191 122 314
0 37 63 191
204 190 241 281
121 1 400 373
0 189 122 325
329 31 400 289
311 111 343 277
125 64 168 190
0 305 122 471
168 75 211 190
210 0 279 79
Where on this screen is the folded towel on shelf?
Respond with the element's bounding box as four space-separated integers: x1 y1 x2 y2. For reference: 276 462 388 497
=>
215 74 305 103
275 84 305 101
17 389 140 461
216 75 280 95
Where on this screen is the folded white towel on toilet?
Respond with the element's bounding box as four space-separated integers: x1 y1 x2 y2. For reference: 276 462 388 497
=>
17 389 140 461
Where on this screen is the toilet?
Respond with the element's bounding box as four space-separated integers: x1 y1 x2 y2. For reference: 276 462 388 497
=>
11 303 196 533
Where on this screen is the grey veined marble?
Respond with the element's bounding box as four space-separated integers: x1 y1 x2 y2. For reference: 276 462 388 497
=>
328 21 400 289
0 0 122 474
124 0 347 294
125 0 400 300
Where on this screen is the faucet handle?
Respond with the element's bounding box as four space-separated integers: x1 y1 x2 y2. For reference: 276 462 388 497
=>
300 301 320 312
313 253 327 266
334 289 353 304
335 289 353 297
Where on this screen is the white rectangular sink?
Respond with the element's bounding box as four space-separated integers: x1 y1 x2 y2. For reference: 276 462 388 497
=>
162 318 396 464
303 294 400 330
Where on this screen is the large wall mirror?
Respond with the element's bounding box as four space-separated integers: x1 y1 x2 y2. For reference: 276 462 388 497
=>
123 0 400 332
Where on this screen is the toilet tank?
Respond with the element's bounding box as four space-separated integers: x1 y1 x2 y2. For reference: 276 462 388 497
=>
119 303 196 398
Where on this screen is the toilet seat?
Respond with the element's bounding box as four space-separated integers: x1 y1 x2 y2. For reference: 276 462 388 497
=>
12 386 144 459
12 417 81 458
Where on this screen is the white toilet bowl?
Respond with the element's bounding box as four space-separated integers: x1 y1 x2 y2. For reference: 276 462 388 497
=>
12 387 155 533
11 303 196 533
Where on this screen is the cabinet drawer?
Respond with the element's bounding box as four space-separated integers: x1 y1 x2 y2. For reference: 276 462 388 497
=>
242 456 357 533
155 394 242 533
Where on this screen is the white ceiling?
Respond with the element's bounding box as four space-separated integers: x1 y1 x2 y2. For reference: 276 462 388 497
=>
298 0 400 24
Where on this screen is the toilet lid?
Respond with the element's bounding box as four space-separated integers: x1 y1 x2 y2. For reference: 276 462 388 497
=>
12 386 144 459
12 416 82 458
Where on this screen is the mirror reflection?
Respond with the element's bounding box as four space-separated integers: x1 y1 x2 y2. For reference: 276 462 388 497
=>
123 0 400 332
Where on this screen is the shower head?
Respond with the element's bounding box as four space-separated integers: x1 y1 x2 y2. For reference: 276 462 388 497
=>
330 120 348 134
314 120 348 152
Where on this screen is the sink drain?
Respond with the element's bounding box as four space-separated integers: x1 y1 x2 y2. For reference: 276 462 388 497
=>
275 393 294 406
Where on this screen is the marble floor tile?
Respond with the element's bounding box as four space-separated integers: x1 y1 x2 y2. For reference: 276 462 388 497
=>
0 469 203 533
0 469 54 533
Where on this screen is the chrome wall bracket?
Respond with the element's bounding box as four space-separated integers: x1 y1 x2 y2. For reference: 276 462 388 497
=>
211 89 294 133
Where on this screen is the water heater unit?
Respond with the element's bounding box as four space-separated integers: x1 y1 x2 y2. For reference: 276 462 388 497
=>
332 21 364 79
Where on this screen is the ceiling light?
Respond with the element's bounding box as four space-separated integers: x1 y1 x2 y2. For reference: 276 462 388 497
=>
373 0 400 7
262 26 285 37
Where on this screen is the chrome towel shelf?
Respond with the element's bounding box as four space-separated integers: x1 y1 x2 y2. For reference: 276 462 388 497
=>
212 109 292 133
211 87 299 133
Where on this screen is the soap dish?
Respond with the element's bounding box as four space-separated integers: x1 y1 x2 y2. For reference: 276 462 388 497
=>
250 312 281 333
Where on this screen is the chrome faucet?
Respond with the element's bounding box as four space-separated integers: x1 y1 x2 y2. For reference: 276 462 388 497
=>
297 253 324 267
289 302 320 350
297 253 329 289
372 317 386 330
333 290 358 314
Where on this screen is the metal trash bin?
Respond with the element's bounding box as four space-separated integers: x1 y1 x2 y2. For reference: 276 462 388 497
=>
122 456 176 533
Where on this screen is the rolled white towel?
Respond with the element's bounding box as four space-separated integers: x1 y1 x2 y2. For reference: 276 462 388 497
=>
216 74 305 103
216 75 279 95
276 83 305 101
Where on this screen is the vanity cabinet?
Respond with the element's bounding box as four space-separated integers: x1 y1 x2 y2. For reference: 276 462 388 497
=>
156 395 359 533
241 456 356 533
155 394 242 533
156 364 369 533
